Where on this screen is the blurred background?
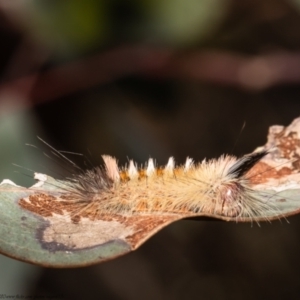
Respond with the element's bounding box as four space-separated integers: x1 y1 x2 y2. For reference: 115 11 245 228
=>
1 0 300 299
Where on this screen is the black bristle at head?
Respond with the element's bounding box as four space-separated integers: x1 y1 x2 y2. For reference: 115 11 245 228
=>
72 166 113 196
227 150 268 178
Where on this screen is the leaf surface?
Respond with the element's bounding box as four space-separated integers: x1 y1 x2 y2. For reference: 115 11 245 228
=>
1 117 300 267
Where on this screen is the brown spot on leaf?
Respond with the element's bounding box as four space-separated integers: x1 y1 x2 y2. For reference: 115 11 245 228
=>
19 192 188 250
86 214 181 249
19 193 89 218
19 194 65 217
71 215 81 224
275 131 300 159
247 162 292 184
276 198 286 202
124 215 180 248
292 157 300 170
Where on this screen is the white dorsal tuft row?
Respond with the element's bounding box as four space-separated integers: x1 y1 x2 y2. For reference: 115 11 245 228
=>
165 157 175 174
184 157 194 172
147 158 155 176
128 160 138 178
117 157 194 179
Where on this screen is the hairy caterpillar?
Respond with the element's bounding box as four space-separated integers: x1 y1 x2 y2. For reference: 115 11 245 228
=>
17 112 300 227
19 145 281 223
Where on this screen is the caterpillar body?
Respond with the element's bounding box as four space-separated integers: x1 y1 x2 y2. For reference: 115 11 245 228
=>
23 148 280 223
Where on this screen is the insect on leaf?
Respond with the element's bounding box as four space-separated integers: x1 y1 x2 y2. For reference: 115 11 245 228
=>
1 117 300 267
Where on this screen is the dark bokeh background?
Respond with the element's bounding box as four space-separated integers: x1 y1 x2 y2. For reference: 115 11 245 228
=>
1 0 300 299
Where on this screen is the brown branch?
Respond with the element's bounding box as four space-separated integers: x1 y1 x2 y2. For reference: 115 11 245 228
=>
1 45 300 110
